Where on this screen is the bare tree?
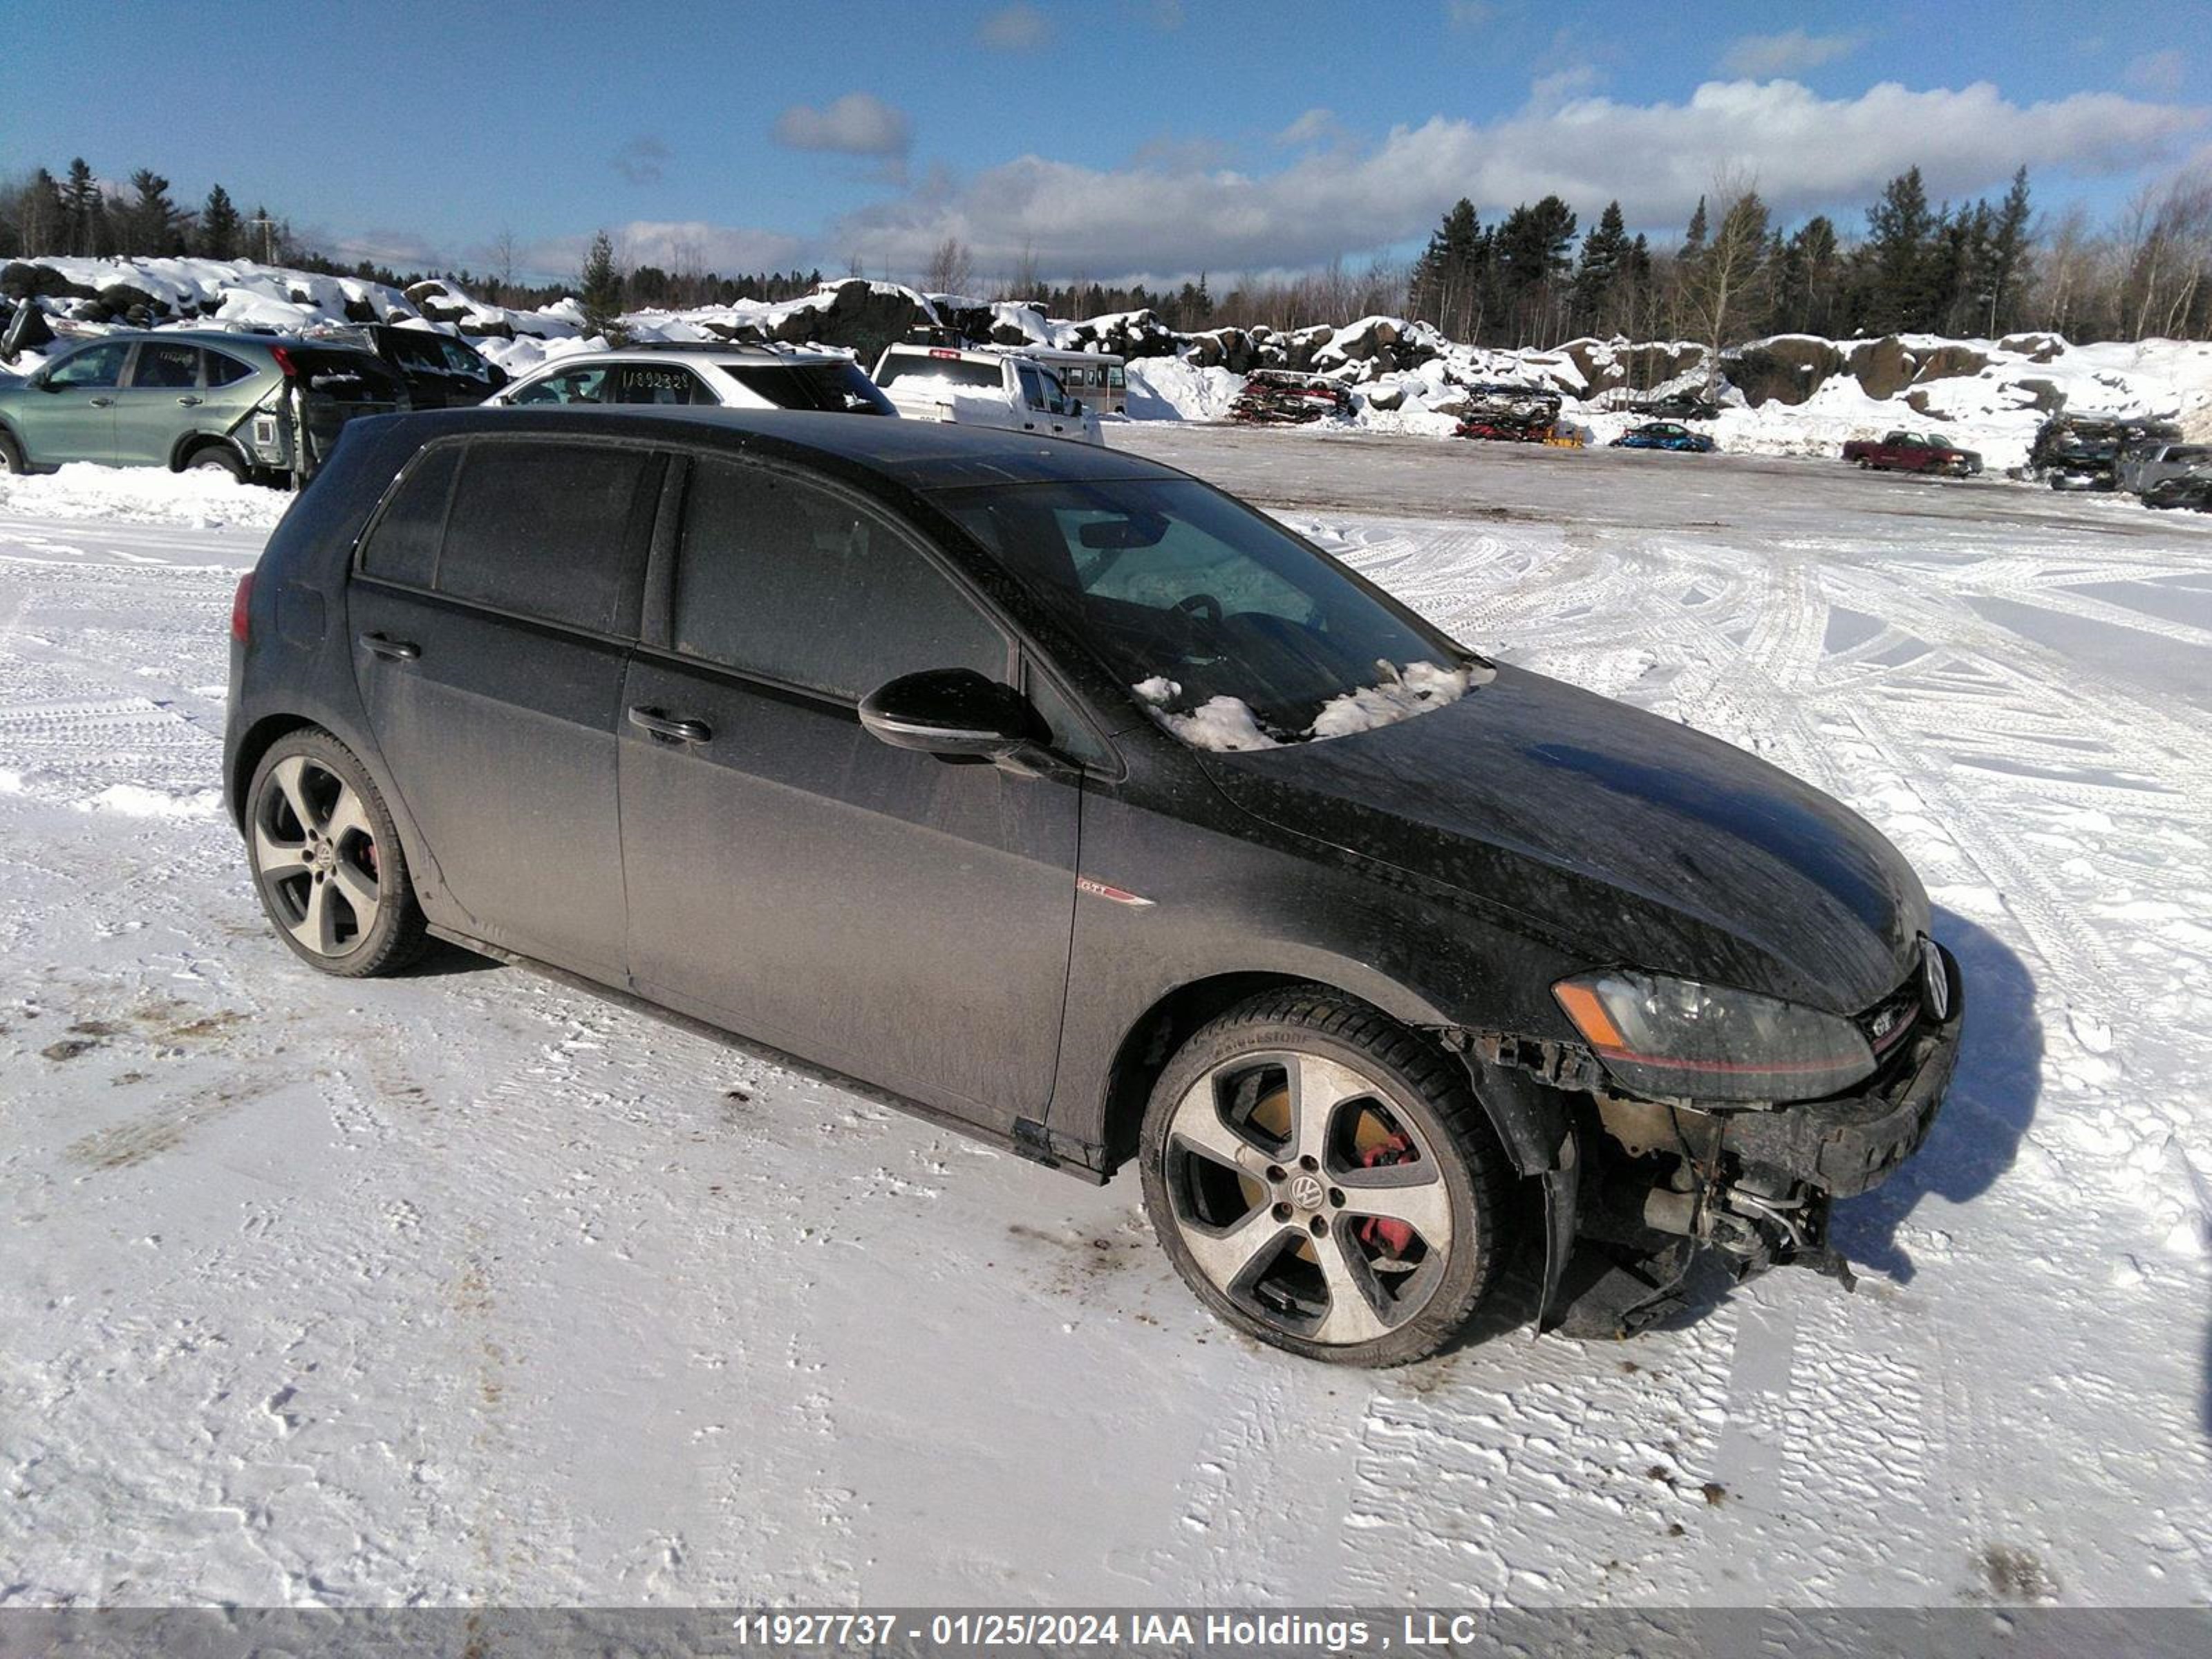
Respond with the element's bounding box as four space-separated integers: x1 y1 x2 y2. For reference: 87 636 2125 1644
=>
488 228 519 304
923 236 974 297
1676 171 1770 378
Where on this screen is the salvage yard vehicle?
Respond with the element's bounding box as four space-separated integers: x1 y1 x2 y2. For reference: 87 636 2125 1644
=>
2029 411 2182 490
872 343 1100 442
1451 382 1562 443
1228 368 1352 425
1841 429 1983 477
225 408 1961 1364
2115 441 2212 497
0 329 405 485
490 344 895 417
1611 420 1716 453
2141 473 2212 512
306 321 509 409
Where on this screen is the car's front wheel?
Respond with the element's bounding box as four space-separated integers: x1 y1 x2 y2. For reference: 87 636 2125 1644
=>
245 729 427 977
0 429 25 474
1140 986 1512 1366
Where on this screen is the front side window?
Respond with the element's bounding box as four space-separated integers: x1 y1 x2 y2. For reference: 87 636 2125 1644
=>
129 343 201 389
512 366 609 406
942 477 1474 744
673 457 1007 700
1015 364 1047 411
46 342 131 389
438 337 491 380
435 442 653 633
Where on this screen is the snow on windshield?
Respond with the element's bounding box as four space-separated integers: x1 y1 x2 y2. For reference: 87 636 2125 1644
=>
1135 659 1477 753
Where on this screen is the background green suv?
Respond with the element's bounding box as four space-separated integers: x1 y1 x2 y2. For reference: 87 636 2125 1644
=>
0 330 406 485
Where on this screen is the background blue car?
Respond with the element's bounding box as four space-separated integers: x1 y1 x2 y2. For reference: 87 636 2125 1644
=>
1611 421 1717 453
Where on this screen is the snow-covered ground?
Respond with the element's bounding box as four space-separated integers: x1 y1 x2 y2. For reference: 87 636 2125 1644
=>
2 441 2209 1609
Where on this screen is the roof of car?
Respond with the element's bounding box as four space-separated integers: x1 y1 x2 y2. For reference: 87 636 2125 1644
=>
531 342 855 365
368 405 1183 492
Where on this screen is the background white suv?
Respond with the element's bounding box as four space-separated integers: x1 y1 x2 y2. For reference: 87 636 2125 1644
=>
489 344 897 416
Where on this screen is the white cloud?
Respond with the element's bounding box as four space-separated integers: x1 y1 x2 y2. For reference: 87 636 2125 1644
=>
1275 107 1341 147
823 79 2208 283
978 3 1050 50
771 93 912 158
1443 0 1494 29
2126 49 2186 99
1719 30 1866 78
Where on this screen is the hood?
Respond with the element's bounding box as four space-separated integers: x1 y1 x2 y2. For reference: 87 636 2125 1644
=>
1200 664 1927 1015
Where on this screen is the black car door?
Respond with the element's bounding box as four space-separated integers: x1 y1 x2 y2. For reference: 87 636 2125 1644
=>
617 453 1080 1131
346 435 663 982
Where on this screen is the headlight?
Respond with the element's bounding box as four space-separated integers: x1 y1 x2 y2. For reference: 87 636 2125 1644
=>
1553 968 1876 1104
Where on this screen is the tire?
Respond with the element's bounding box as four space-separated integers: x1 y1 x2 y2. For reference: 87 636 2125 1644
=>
186 444 247 482
0 428 24 475
1139 985 1512 1367
245 728 429 977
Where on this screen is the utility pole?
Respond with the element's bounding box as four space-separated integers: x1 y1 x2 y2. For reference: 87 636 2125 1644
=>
249 212 279 263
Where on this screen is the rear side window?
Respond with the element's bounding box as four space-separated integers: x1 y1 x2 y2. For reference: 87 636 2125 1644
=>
673 456 1007 699
436 442 653 634
512 366 608 405
359 444 462 587
205 351 254 387
130 343 200 389
722 362 892 415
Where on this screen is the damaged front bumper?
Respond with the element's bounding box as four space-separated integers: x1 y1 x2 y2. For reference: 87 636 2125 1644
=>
1461 944 1964 1339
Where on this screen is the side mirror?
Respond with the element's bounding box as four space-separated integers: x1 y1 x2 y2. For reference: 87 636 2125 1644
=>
859 668 1043 760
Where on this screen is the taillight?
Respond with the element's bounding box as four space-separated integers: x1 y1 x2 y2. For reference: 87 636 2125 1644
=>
270 345 297 379
231 572 254 643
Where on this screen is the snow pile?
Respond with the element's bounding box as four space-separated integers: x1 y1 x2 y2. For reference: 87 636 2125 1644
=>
1135 659 1479 752
1124 357 1244 422
0 462 293 531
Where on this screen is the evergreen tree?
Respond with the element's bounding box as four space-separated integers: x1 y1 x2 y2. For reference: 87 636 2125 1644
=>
1571 200 1630 335
1863 166 1938 332
122 169 185 256
198 183 243 259
1681 196 1708 259
61 158 105 256
1409 198 1485 339
1985 167 2034 335
579 230 626 339
1494 195 1577 342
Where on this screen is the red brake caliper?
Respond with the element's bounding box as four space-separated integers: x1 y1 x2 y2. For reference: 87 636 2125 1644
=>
1356 1133 1416 1257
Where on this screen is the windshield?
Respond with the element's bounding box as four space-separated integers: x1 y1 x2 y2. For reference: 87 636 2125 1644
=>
941 478 1481 749
722 361 894 415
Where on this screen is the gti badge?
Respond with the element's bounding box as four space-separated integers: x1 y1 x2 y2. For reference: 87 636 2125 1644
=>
1076 875 1154 907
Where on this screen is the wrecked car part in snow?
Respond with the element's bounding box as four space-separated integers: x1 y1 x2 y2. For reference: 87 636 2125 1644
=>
1450 382 1564 444
227 409 1962 1365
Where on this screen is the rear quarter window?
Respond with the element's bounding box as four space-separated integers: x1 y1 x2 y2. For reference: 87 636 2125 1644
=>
435 442 655 634
357 444 462 588
205 350 255 387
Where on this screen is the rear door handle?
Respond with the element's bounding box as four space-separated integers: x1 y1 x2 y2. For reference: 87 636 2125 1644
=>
628 706 712 744
88 396 113 407
177 395 203 407
359 632 420 661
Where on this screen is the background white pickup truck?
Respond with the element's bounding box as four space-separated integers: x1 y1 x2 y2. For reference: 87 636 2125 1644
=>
872 344 1103 443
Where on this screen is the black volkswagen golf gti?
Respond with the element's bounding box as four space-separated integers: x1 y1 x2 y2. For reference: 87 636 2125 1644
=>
225 408 1961 1365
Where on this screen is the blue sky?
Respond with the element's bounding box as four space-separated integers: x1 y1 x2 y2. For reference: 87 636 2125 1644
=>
4 0 2206 285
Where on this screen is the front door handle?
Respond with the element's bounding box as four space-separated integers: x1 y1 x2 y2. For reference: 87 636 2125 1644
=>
628 706 712 744
88 396 113 407
359 632 420 661
177 395 203 407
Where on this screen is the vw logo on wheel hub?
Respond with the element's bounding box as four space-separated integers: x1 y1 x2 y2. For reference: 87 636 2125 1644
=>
1290 1174 1326 1211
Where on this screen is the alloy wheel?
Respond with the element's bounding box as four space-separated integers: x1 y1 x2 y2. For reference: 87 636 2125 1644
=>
251 754 384 958
1161 1050 1455 1346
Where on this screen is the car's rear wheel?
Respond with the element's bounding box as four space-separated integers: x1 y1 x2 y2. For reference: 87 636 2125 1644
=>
186 444 247 481
1139 986 1512 1366
245 729 427 977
